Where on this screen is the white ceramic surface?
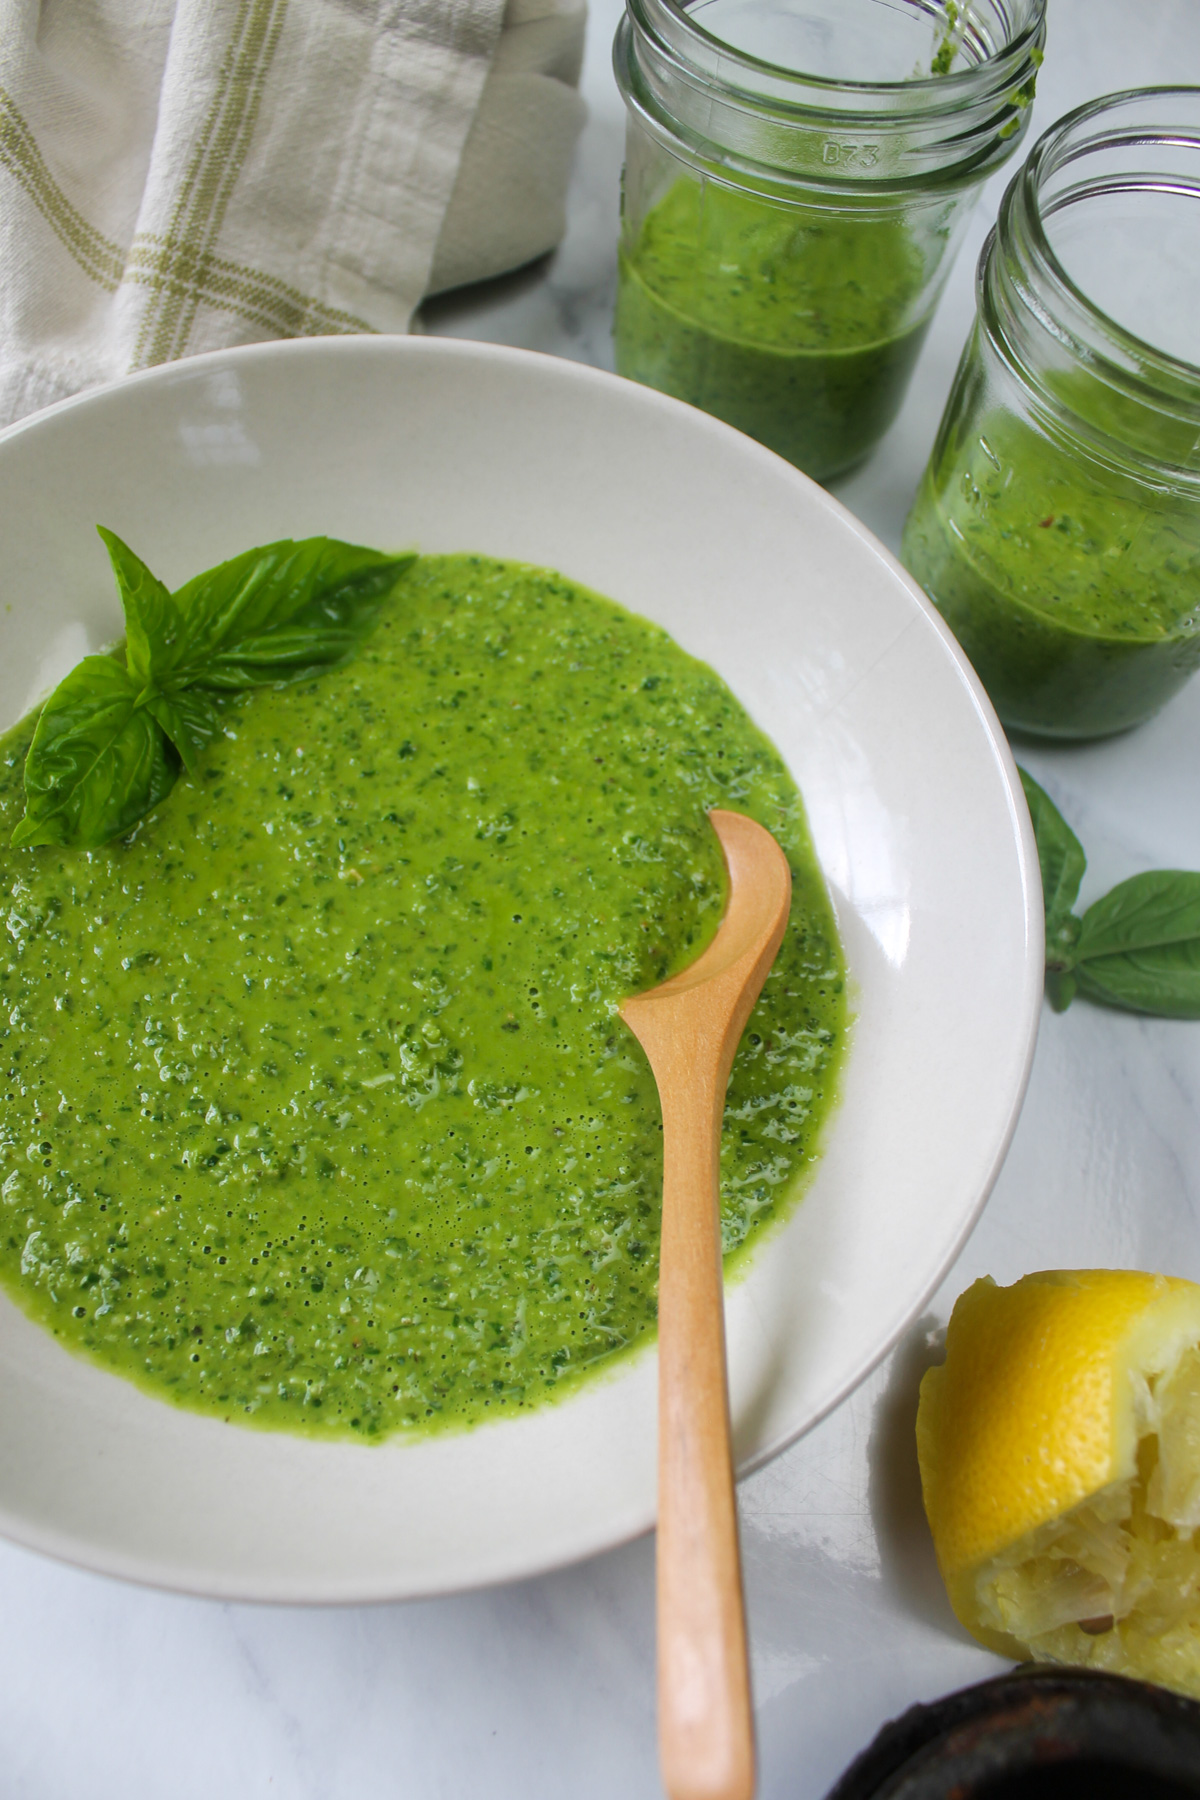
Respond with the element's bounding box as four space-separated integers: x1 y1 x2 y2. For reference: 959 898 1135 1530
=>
0 335 1040 1601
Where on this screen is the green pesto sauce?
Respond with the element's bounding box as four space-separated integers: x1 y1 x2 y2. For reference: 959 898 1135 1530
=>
901 400 1200 738
0 556 846 1441
614 180 931 481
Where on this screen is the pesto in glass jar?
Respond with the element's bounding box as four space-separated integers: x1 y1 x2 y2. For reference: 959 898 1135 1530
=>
614 0 1046 481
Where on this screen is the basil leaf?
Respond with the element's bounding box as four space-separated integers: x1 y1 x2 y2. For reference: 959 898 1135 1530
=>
97 527 184 688
143 685 223 774
1075 940 1200 1020
1046 969 1078 1013
163 539 414 689
14 532 414 852
1018 767 1086 962
11 657 177 849
1076 870 1200 962
1014 773 1200 1021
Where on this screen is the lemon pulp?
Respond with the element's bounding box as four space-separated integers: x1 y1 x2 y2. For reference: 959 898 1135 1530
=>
918 1271 1200 1697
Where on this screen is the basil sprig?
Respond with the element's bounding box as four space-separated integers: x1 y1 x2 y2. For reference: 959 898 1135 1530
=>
12 531 414 850
1020 767 1200 1019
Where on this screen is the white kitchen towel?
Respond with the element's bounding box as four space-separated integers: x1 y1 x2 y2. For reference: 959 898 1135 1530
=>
0 0 586 428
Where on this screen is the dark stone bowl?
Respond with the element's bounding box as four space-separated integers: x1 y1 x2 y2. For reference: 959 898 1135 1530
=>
825 1665 1200 1798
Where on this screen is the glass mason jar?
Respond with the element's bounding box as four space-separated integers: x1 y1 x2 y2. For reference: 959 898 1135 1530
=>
613 0 1047 483
902 89 1200 739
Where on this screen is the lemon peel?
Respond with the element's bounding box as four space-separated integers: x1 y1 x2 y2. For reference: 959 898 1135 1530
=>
917 1269 1200 1697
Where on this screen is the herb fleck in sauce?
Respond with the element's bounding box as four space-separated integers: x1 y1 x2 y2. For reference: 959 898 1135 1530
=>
0 557 846 1439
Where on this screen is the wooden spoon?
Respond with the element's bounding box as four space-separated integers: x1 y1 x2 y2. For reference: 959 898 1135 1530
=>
621 808 792 1800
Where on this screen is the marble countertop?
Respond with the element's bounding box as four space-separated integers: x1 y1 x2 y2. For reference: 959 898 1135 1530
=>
4 2 1200 1795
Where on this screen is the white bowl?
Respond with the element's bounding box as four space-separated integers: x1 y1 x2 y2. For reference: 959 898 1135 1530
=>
0 338 1041 1601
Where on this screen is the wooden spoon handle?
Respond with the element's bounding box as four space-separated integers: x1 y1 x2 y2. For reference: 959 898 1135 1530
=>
657 1069 755 1800
623 810 789 1800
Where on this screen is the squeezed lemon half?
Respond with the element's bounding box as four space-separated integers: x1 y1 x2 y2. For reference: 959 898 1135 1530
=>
917 1269 1200 1697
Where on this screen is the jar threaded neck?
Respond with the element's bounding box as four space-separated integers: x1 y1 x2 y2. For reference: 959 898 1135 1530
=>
616 0 1047 195
980 86 1200 478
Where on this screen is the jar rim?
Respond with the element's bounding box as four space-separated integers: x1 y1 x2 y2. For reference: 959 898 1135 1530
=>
631 0 1047 120
616 0 1048 197
998 86 1200 392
